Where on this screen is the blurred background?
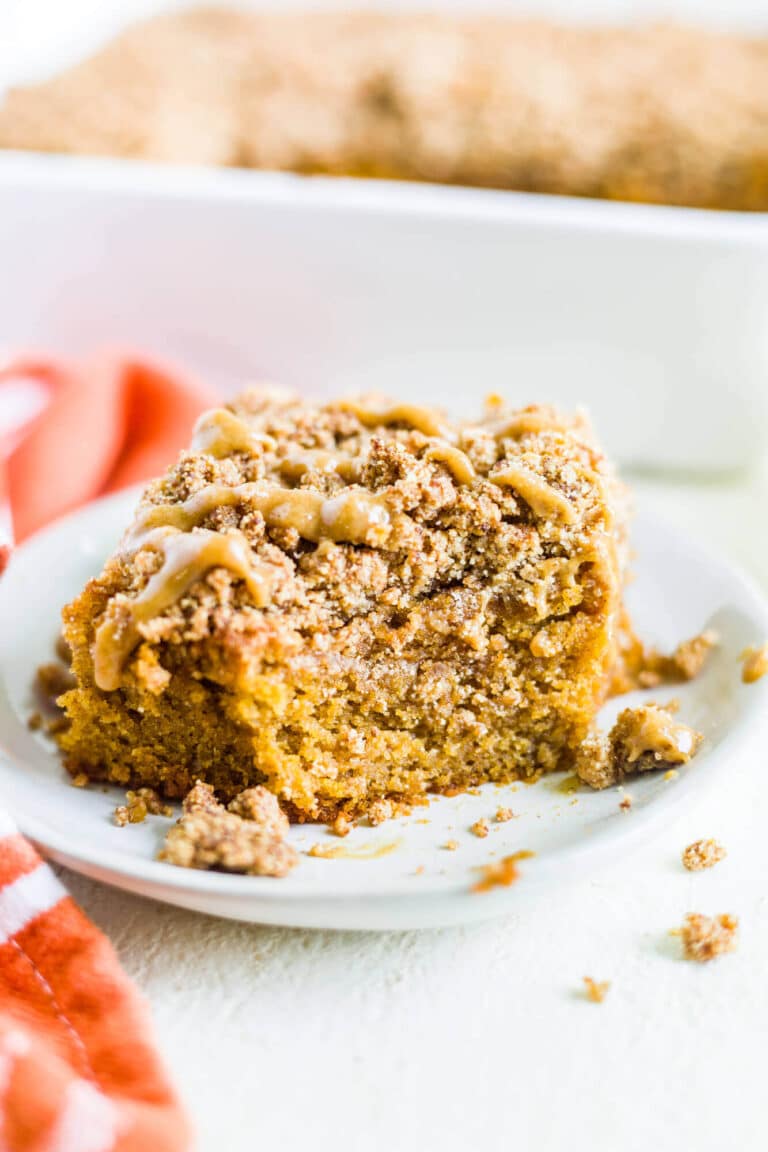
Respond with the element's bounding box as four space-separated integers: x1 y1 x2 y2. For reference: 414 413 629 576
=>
1 0 767 474
3 0 767 93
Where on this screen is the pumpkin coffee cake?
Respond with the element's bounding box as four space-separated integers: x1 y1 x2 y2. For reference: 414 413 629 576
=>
57 390 631 823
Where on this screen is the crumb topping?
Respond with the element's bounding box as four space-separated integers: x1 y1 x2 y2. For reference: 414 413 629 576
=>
158 780 297 876
682 839 726 871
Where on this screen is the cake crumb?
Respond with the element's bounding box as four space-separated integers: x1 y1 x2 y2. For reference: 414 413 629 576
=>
70 772 89 788
110 787 172 822
443 839 460 851
27 711 43 732
414 865 425 875
114 797 147 826
330 813 352 837
367 799 393 826
682 839 726 871
495 807 514 823
127 787 173 817
663 769 679 781
471 818 490 838
619 795 633 811
582 977 610 1003
159 780 297 877
679 912 738 961
575 704 702 790
472 850 534 892
740 643 768 684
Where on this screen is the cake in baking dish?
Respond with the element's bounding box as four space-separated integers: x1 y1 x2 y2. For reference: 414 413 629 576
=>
57 388 633 822
2 8 768 211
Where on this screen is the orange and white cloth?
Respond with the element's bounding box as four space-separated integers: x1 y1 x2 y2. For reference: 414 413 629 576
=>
0 355 216 1150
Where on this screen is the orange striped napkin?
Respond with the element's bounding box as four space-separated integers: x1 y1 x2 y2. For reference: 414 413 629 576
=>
0 814 192 1150
0 355 216 1150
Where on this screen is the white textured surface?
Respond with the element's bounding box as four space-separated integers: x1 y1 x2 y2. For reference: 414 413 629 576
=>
52 466 768 1152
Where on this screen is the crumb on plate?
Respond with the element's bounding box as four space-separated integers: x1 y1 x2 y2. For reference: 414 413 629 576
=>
158 780 297 877
495 807 514 823
471 818 490 838
472 850 534 892
575 703 702 790
330 813 352 837
740 643 768 684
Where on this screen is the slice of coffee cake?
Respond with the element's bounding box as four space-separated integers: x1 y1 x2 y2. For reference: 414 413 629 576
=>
57 390 630 822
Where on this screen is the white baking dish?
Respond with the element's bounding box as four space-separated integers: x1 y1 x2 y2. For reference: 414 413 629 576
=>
0 151 766 472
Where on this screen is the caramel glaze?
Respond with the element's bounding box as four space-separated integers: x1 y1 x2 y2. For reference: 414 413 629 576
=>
125 482 393 551
337 400 454 441
93 528 271 691
191 408 277 457
490 464 576 524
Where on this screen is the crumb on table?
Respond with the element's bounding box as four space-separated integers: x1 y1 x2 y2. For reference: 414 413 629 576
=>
740 643 768 684
678 912 738 962
682 839 726 871
158 780 297 877
582 977 610 1003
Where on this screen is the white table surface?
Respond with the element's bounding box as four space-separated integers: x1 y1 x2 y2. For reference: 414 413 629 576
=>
54 464 768 1152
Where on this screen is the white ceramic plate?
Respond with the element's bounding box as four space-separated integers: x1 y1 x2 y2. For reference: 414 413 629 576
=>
1 488 766 930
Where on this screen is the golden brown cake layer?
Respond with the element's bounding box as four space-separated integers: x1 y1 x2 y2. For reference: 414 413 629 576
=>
57 389 630 822
2 9 768 210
